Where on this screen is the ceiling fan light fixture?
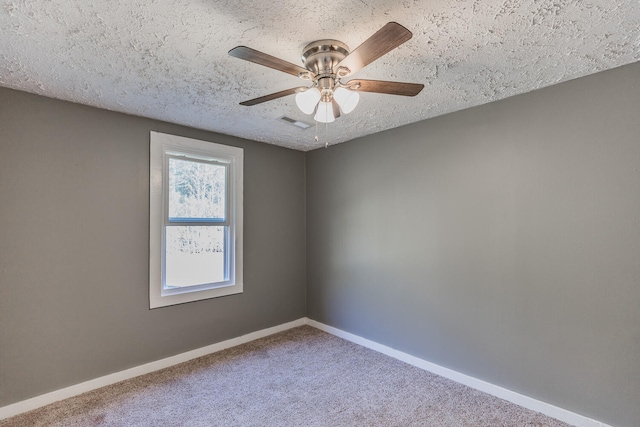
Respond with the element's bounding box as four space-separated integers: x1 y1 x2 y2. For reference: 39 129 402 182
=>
314 100 335 123
333 87 360 114
295 87 321 115
229 22 424 133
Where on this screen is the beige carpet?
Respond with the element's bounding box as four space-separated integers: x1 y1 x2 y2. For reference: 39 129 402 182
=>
1 326 572 426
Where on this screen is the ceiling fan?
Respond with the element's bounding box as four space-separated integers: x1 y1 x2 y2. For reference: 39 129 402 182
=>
228 22 424 123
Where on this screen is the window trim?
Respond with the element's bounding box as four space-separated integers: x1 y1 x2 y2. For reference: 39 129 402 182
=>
149 131 243 309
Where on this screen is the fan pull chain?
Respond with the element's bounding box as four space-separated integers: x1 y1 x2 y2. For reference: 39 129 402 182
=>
313 117 329 148
325 121 328 148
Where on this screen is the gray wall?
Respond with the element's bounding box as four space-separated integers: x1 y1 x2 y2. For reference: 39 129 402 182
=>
307 62 640 426
2 62 639 426
0 88 306 406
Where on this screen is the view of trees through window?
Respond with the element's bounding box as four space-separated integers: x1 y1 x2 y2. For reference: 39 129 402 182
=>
165 157 227 288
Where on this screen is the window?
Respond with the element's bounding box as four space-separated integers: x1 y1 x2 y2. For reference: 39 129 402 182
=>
149 131 243 308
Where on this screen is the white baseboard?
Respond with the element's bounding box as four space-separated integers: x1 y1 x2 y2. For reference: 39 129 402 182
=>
0 317 613 427
0 318 307 420
306 319 612 427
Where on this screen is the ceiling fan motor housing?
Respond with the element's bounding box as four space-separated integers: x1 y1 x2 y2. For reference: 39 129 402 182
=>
302 40 350 101
302 40 349 76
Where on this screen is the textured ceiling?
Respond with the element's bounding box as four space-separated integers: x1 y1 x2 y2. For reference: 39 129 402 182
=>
1 0 639 151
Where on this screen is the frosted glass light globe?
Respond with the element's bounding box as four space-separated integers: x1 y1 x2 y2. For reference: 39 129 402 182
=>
314 101 335 123
333 87 360 114
295 87 321 115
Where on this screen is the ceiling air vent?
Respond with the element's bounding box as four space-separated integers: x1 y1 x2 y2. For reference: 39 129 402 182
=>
279 116 312 130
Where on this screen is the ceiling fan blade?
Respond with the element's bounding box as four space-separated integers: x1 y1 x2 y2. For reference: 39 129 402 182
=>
239 87 303 106
336 22 413 76
229 46 309 78
347 79 424 97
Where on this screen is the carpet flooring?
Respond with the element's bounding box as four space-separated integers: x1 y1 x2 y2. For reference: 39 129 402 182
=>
0 326 572 426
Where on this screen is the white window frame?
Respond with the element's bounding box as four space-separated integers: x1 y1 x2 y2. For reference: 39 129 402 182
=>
149 131 243 309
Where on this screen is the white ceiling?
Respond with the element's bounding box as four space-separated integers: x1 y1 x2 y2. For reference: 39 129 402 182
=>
1 1 639 151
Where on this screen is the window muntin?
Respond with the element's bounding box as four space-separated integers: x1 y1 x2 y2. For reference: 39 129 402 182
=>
150 132 243 309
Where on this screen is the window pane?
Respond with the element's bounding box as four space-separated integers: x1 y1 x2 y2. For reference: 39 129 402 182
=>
165 226 226 288
169 158 226 221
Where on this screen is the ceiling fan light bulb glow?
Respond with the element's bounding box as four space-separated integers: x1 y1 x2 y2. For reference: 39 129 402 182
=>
333 87 360 114
314 101 335 123
295 87 321 115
